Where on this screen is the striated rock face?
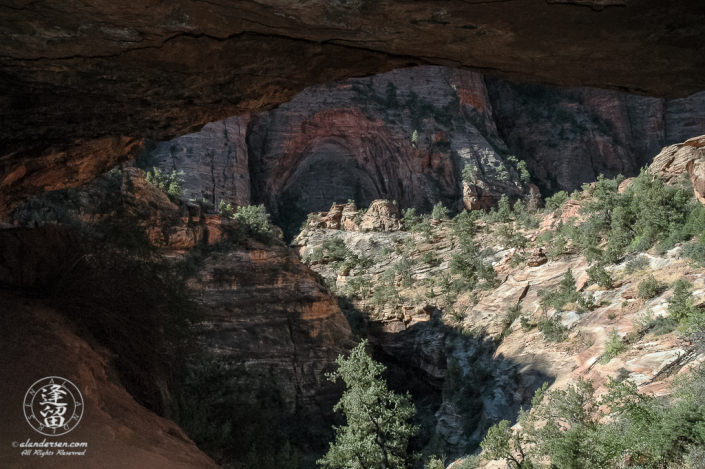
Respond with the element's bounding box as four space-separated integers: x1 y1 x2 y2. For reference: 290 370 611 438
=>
141 117 251 207
2 1 705 219
0 293 219 469
244 67 525 237
4 65 705 221
187 244 356 418
118 169 357 419
486 78 705 194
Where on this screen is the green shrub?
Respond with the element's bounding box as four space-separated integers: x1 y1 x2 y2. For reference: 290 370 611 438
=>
420 251 441 266
424 456 444 469
668 279 699 322
373 282 400 306
462 164 478 184
146 167 185 200
637 275 660 299
450 238 481 288
430 202 448 221
502 304 522 337
218 200 234 218
510 252 526 268
615 367 630 382
454 455 480 469
682 237 705 266
517 160 531 184
651 316 679 336
546 235 567 260
497 224 527 250
496 194 512 223
570 170 701 264
452 210 479 239
624 256 649 274
537 315 568 342
401 208 421 230
233 204 277 240
308 238 350 264
394 254 416 287
633 307 655 331
317 340 418 469
600 329 626 363
544 190 569 212
481 371 705 469
586 263 613 289
539 269 581 312
520 315 535 331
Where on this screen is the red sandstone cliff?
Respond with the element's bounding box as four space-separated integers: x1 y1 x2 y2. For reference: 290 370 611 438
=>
143 66 705 233
0 292 219 469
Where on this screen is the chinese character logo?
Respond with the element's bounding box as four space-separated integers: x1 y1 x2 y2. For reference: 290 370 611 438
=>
23 377 84 436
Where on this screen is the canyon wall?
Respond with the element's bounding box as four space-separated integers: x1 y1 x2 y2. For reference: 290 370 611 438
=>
118 167 357 429
0 168 356 466
487 78 705 194
144 66 705 232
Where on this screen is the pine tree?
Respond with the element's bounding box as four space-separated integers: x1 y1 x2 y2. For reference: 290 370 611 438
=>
317 340 418 469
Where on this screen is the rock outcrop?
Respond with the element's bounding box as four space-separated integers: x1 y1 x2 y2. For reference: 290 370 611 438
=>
647 135 705 205
2 0 705 158
119 169 357 419
187 242 356 418
359 200 402 232
0 294 218 469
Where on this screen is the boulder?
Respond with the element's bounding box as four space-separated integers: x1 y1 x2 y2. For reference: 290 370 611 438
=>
649 140 704 183
526 248 548 267
359 200 402 232
319 203 346 230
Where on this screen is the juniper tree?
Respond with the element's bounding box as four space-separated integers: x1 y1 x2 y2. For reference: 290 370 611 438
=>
317 340 418 469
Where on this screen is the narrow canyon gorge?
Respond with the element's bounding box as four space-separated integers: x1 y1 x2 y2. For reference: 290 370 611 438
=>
2 2 705 469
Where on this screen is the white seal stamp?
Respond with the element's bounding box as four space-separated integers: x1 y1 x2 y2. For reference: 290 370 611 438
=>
23 377 84 436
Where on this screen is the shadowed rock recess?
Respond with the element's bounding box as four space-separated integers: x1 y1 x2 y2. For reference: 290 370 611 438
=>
141 66 705 239
2 0 705 213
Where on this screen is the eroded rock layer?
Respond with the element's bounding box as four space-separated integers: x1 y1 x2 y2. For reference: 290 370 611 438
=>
142 66 705 235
